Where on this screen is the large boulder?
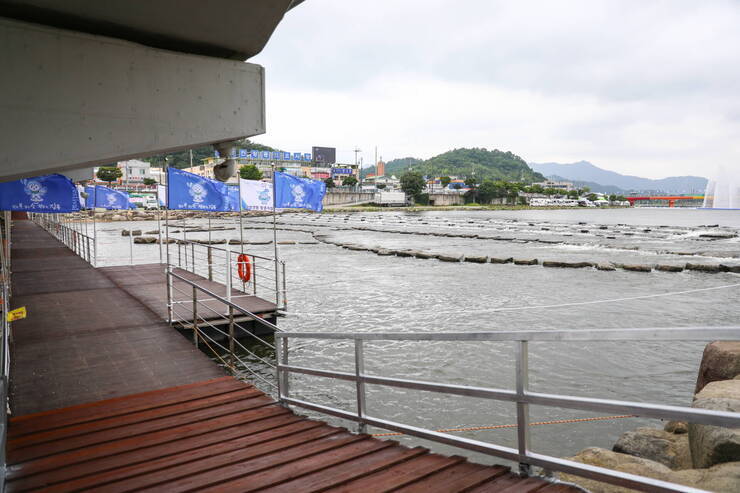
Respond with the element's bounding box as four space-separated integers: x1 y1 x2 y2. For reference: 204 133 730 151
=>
561 447 740 493
695 342 740 393
688 379 740 468
613 427 691 469
560 447 672 493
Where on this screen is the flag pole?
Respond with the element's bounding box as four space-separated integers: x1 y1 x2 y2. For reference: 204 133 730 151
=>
272 164 280 307
157 178 163 264
92 186 97 267
164 162 172 325
238 177 244 253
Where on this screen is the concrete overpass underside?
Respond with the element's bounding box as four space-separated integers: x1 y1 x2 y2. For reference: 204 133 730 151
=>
0 0 302 181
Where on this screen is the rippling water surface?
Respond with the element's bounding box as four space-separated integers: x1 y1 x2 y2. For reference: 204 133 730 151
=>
95 208 740 464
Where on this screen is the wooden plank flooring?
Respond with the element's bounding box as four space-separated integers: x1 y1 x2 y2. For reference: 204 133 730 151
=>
8 221 225 415
5 377 576 492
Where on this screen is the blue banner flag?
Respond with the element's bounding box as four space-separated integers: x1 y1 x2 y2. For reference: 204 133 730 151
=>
167 167 230 211
226 186 240 212
0 174 80 213
92 185 133 210
274 172 326 212
84 185 96 208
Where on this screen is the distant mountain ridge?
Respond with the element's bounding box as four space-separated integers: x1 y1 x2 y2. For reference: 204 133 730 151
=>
529 161 707 194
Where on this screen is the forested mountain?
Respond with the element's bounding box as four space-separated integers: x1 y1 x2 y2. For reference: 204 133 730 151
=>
530 161 707 193
364 148 543 182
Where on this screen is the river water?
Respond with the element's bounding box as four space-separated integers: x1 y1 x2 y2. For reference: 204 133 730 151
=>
94 207 740 465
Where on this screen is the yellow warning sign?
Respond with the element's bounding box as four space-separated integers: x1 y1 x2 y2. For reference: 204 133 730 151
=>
7 306 26 322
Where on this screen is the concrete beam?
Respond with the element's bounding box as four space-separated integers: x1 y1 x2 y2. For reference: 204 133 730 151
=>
0 18 265 182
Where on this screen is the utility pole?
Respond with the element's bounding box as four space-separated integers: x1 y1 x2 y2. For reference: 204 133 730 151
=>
353 147 361 190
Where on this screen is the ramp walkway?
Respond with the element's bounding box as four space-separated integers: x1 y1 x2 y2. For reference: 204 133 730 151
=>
4 377 568 493
8 220 224 416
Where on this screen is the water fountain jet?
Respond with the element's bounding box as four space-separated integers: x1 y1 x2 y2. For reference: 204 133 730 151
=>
702 165 740 209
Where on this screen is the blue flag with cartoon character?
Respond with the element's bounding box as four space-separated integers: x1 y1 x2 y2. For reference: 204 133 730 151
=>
0 173 80 212
167 167 230 211
90 185 133 210
273 172 326 212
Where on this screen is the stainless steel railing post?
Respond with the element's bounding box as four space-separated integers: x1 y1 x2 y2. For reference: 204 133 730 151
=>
166 269 173 325
355 339 367 434
129 230 134 266
228 305 235 369
277 336 289 404
281 261 287 311
192 285 198 347
225 249 232 303
515 340 531 476
252 257 257 295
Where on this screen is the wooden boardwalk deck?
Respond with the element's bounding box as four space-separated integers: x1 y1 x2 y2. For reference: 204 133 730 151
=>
8 221 225 416
5 377 576 493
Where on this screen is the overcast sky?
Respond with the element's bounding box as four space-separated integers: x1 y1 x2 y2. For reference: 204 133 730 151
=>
250 0 740 179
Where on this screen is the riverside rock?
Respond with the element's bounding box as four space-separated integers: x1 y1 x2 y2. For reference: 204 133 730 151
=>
665 421 689 434
688 379 740 468
414 251 436 259
542 261 593 269
695 342 740 393
133 236 157 244
562 448 740 493
612 427 691 470
513 258 538 265
596 262 617 271
438 254 463 262
655 264 685 272
464 255 488 263
685 263 722 273
621 264 652 272
489 257 513 264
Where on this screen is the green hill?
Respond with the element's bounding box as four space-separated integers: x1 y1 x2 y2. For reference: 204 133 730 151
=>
364 148 544 183
363 157 421 178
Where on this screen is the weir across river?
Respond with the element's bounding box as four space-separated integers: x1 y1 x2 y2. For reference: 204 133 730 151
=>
4 218 571 491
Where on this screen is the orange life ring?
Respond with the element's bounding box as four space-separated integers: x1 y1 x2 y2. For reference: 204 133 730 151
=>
237 254 252 282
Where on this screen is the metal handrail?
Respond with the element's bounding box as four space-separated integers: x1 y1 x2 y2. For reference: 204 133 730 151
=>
171 238 287 310
31 213 96 265
168 270 281 335
274 327 740 493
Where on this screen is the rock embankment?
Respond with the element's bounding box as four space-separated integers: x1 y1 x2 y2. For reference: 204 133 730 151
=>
561 341 740 492
311 234 739 276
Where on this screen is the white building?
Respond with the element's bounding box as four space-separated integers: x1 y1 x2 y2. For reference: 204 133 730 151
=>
118 159 153 183
533 180 575 192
